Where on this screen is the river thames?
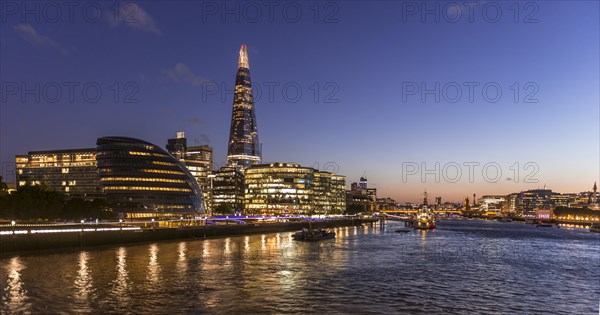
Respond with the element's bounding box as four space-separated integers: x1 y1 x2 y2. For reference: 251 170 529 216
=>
1 219 599 314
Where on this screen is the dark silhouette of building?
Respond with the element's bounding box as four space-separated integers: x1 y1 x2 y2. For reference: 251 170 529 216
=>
166 131 188 159
346 177 377 213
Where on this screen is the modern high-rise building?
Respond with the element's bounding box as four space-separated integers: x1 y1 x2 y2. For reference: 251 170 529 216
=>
15 148 103 200
227 44 261 169
166 132 214 212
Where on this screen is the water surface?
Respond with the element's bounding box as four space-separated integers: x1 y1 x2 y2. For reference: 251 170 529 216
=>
1 220 599 314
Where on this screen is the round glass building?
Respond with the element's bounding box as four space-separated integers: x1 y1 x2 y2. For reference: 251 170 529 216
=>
96 136 205 219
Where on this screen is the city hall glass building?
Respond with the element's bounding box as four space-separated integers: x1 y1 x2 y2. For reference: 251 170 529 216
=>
96 137 205 218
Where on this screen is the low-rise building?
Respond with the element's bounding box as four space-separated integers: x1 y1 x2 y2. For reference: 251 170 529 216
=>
16 148 103 200
376 197 398 211
244 163 346 216
346 177 377 213
477 195 506 214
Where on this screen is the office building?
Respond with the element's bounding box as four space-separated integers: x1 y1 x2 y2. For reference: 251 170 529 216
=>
477 195 506 214
15 148 103 200
244 163 346 215
212 166 245 214
166 132 214 212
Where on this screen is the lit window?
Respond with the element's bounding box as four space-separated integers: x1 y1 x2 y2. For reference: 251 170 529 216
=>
62 168 69 173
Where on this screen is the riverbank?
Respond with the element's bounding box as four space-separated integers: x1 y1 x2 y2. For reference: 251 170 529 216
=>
0 218 375 256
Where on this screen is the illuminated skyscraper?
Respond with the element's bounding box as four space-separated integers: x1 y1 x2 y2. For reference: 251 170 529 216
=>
227 44 261 169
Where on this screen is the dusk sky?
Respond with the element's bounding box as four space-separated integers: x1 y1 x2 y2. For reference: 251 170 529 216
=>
1 1 598 202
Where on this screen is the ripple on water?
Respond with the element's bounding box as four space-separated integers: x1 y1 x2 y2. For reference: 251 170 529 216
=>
0 220 598 314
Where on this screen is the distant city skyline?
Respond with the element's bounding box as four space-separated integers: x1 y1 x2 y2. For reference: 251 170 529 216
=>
1 1 598 202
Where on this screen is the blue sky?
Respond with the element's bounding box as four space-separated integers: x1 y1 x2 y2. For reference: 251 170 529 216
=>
1 1 598 202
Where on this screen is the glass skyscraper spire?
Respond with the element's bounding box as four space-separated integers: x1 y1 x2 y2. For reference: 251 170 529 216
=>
227 44 261 168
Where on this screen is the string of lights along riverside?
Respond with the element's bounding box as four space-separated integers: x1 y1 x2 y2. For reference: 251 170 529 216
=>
226 44 262 169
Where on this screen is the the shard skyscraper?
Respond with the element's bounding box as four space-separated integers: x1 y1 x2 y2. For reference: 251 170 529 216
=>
226 44 261 168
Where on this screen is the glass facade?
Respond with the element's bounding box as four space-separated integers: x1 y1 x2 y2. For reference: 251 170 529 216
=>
244 163 346 216
212 166 245 213
166 132 214 213
313 171 346 214
96 136 204 218
15 148 103 200
227 44 261 168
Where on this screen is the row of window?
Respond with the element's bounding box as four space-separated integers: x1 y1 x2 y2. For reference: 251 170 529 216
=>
103 186 192 192
100 177 186 183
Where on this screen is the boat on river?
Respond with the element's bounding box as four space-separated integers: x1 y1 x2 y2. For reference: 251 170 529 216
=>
414 206 436 230
536 221 553 227
411 190 437 230
590 223 600 233
497 217 513 222
292 224 336 241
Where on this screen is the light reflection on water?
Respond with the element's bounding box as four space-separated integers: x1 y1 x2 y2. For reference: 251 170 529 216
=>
177 242 187 275
1 257 30 313
74 251 94 311
0 220 598 314
147 244 161 285
111 247 130 310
